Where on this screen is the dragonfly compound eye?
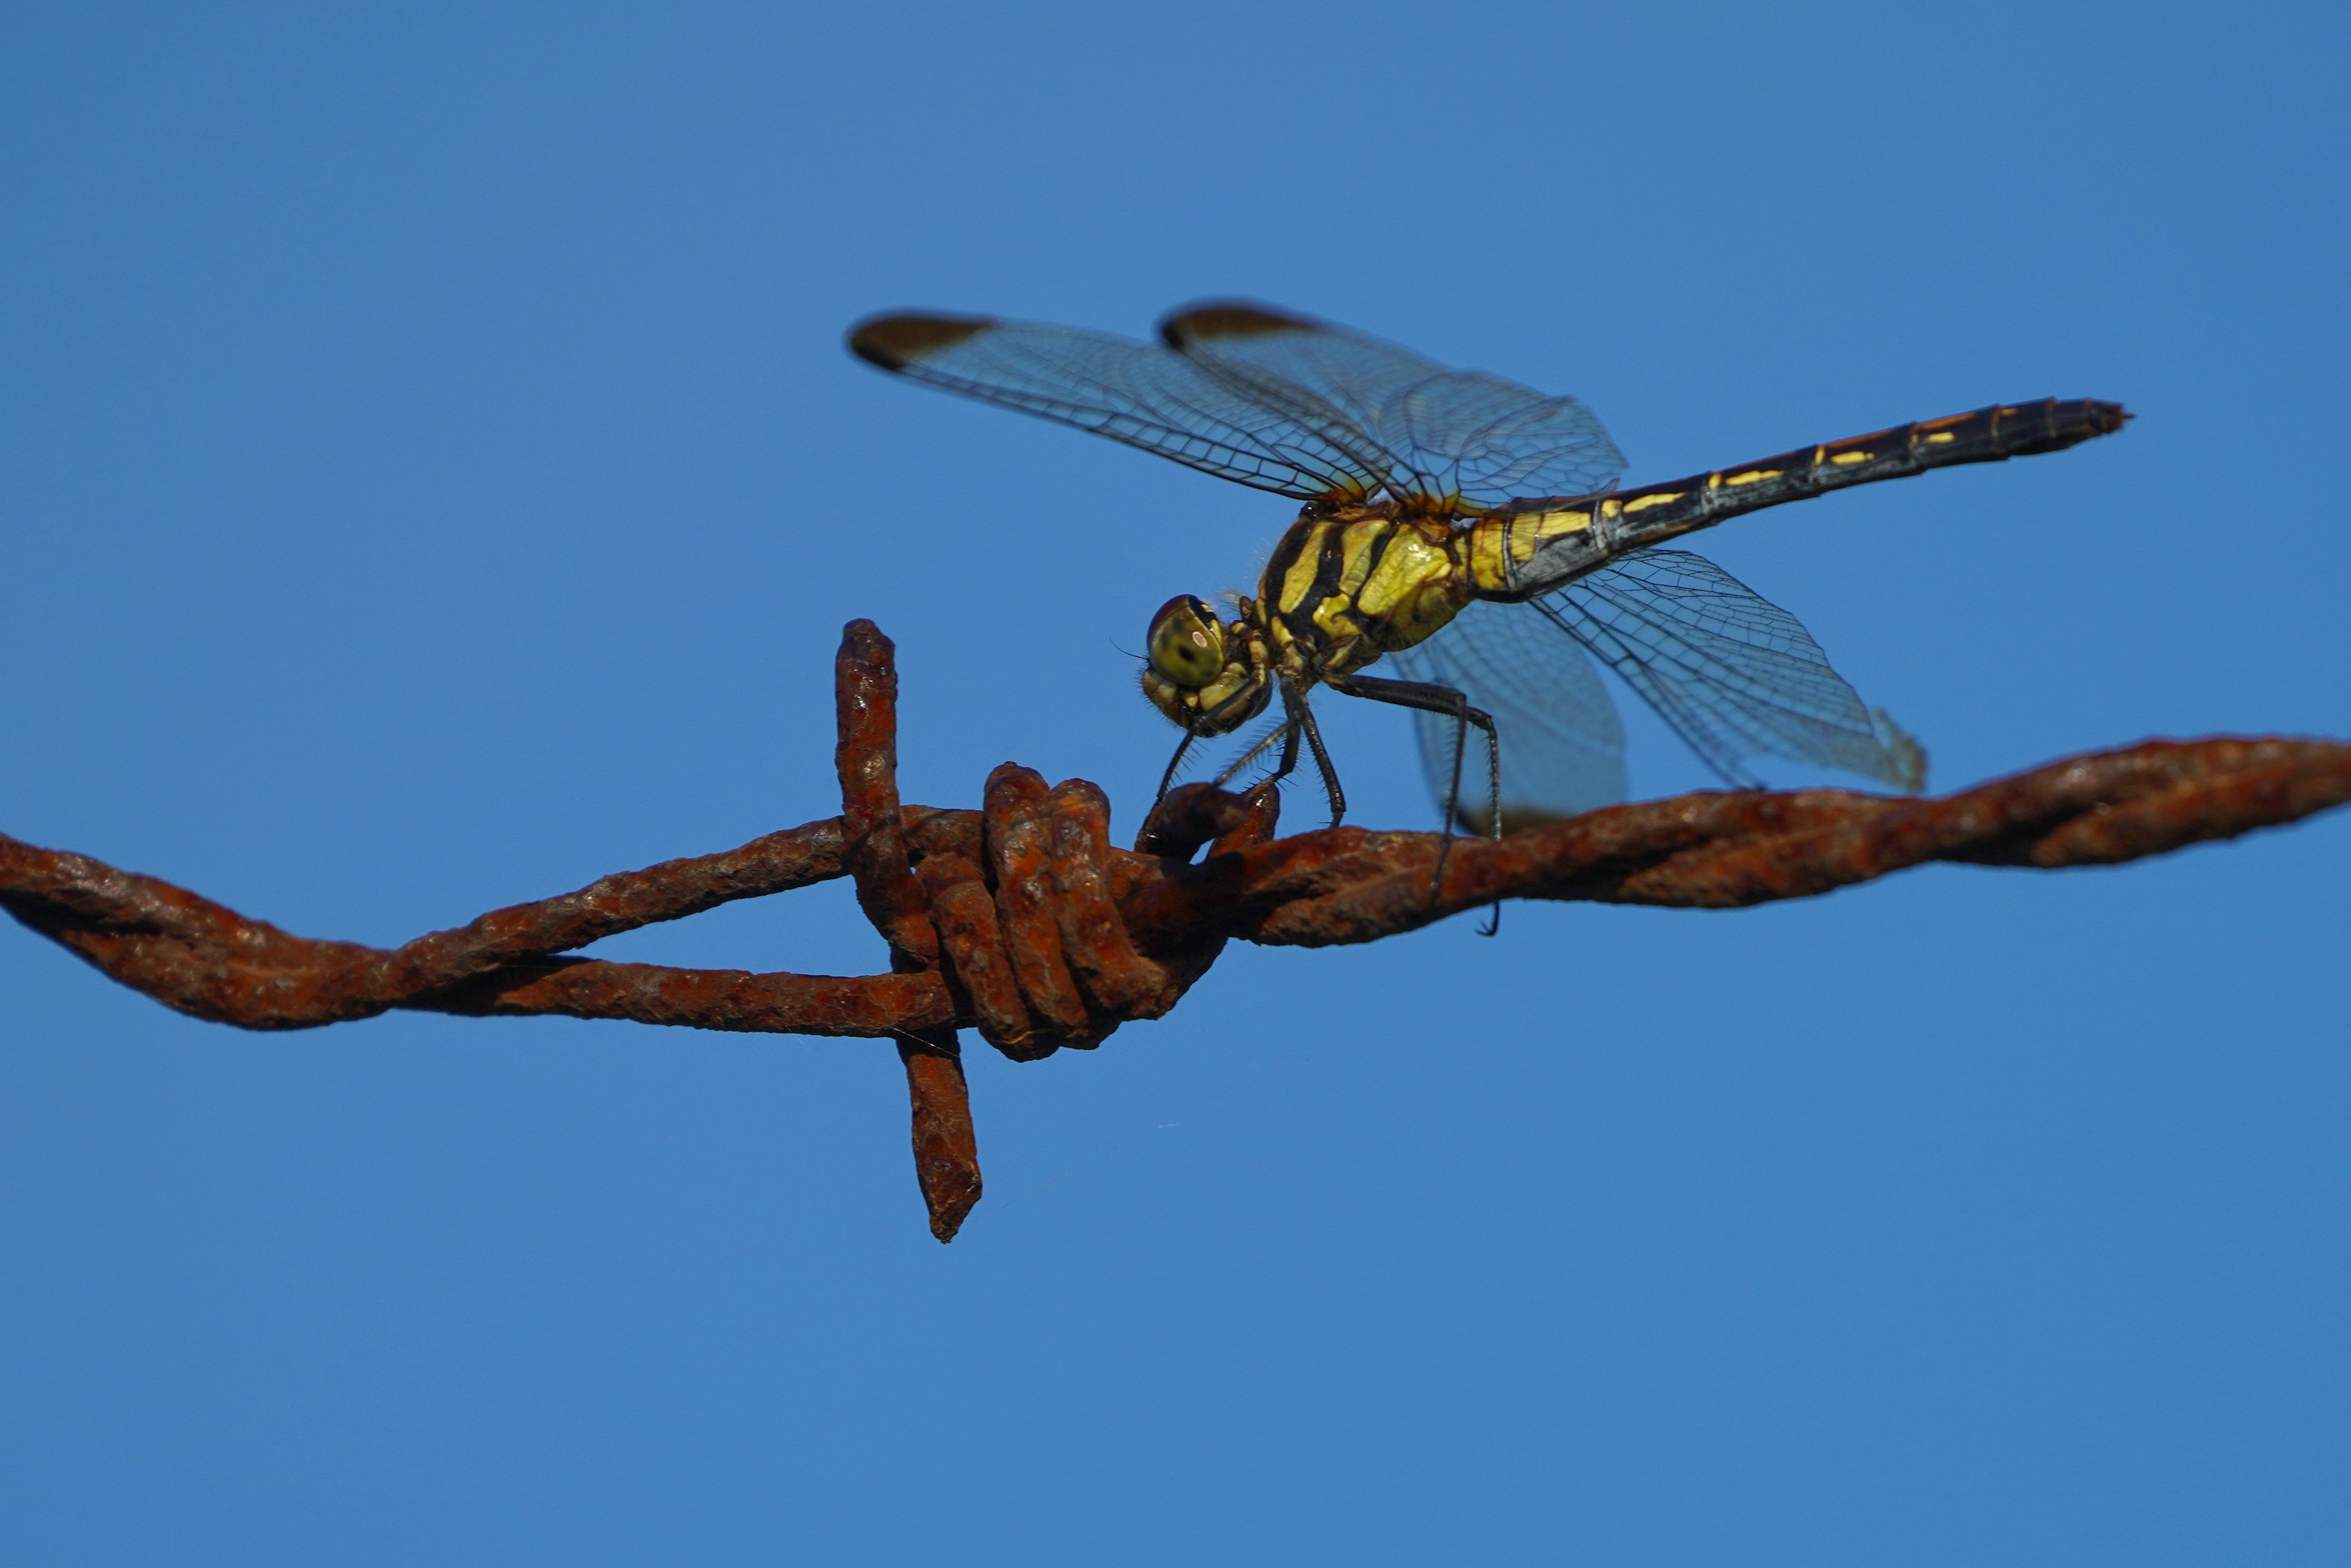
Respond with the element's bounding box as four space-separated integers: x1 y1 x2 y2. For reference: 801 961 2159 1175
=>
1146 594 1226 689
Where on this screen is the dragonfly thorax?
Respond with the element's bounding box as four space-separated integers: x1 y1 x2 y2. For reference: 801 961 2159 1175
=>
1258 509 1478 683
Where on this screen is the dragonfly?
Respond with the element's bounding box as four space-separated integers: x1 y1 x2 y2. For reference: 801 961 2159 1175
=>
848 302 2127 846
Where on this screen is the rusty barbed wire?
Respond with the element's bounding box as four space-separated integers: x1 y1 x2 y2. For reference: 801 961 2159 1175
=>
6 619 2347 1240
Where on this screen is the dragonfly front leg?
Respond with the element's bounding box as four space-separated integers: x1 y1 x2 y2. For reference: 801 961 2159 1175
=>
1160 678 1284 806
1210 706 1302 799
1155 729 1200 805
1198 679 1341 822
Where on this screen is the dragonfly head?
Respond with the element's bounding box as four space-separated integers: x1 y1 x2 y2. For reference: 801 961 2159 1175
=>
1141 593 1270 737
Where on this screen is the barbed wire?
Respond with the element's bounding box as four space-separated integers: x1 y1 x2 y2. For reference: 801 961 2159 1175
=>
7 619 2346 1239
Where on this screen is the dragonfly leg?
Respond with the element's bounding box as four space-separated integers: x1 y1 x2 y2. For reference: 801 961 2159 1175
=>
1155 729 1198 804
1286 681 1347 827
1159 678 1283 805
1324 672 1502 926
1193 683 1337 819
1322 673 1501 838
1212 709 1303 802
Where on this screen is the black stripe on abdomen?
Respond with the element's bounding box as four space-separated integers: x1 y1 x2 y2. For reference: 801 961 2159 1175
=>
1487 397 2129 597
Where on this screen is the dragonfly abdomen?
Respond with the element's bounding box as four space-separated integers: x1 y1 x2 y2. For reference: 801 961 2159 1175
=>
1468 397 2129 601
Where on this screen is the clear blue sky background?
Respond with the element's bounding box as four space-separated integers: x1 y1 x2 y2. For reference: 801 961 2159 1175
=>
4 3 2345 1562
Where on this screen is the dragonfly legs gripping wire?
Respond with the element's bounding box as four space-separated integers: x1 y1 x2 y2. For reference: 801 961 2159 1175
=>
1153 680 1295 831
1153 672 1504 929
1155 677 1353 833
1199 680 1341 823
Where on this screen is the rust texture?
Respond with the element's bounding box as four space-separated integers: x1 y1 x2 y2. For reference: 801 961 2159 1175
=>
898 1037 981 1243
7 620 2349 1240
834 620 973 1237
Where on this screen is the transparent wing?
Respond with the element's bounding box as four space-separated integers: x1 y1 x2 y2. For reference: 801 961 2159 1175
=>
848 311 1393 501
1161 301 1627 511
1387 598 1628 831
1539 550 1927 792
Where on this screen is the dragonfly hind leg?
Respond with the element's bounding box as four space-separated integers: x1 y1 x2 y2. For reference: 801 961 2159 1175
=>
1324 670 1504 926
1322 673 1501 841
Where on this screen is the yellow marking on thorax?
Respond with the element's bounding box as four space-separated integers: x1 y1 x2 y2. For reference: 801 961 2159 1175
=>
1352 525 1449 618
1466 519 1511 591
1333 522 1385 599
1264 612 1299 661
1351 522 1466 651
1274 520 1330 617
1310 594 1358 643
1307 522 1388 648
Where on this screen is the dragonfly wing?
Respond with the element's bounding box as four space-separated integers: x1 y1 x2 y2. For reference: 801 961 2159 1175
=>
848 311 1390 501
1539 550 1927 792
1388 598 1628 831
1391 370 1629 510
1161 301 1627 510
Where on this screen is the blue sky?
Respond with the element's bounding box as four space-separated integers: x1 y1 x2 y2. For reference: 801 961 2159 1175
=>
4 2 2345 1562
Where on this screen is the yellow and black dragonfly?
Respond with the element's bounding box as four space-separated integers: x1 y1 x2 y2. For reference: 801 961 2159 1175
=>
849 302 2126 840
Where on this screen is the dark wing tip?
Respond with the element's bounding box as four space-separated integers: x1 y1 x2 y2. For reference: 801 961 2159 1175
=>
847 311 995 371
1157 299 1316 350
